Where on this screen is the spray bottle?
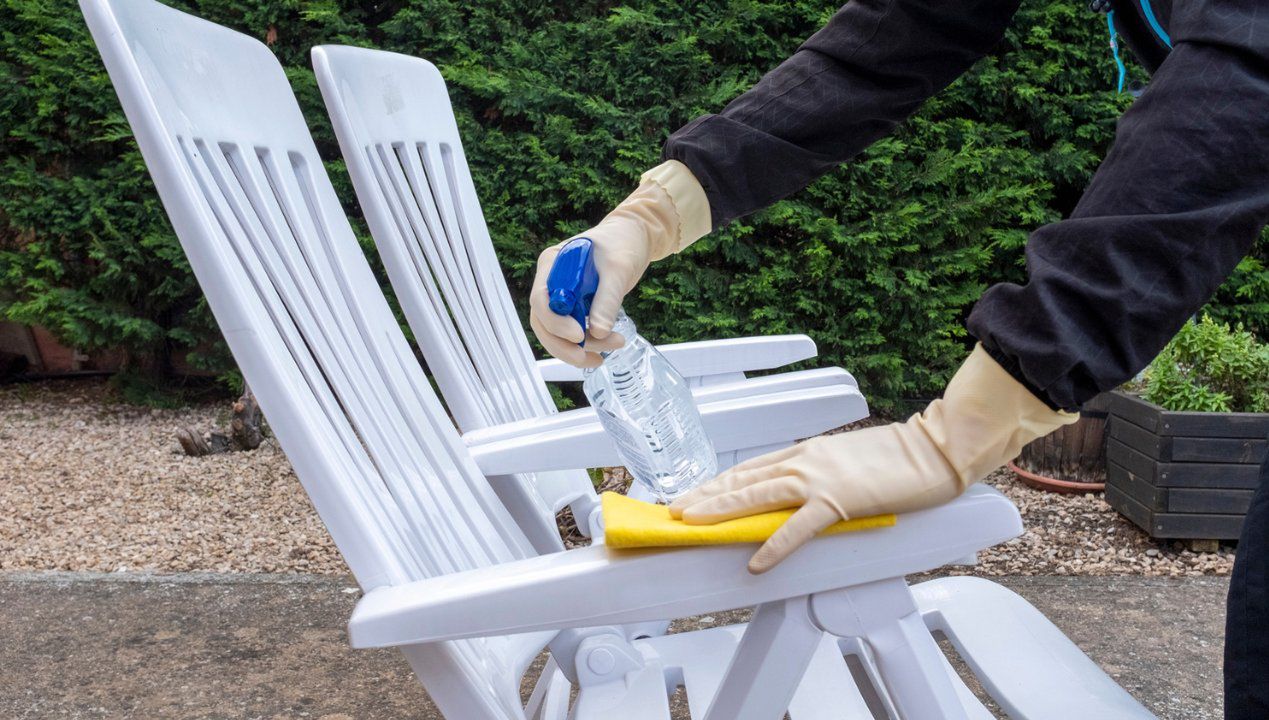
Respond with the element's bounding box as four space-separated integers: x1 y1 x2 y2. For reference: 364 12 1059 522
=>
547 237 717 501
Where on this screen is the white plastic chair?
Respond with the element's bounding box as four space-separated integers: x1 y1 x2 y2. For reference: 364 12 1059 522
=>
311 45 869 550
81 2 1158 717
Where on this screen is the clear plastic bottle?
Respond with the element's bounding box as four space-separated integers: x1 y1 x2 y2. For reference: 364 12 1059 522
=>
546 236 717 502
583 311 717 501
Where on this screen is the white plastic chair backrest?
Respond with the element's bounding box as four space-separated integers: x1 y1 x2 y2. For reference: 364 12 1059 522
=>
80 5 543 714
78 0 535 591
311 46 555 433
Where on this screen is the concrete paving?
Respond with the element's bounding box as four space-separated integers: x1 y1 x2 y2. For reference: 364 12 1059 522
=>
0 572 1228 719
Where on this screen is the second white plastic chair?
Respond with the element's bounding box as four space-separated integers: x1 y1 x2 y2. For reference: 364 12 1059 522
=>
312 45 869 550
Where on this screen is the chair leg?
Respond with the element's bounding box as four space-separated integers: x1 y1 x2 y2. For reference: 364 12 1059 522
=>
526 657 571 720
811 578 969 720
702 596 824 720
785 635 876 719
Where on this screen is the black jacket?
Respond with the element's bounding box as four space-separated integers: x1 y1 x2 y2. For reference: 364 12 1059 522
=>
663 0 1268 410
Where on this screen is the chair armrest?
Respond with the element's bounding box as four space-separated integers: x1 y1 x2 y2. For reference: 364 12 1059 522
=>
535 334 817 382
681 366 859 398
536 357 584 382
464 384 867 476
478 367 858 436
348 486 1022 648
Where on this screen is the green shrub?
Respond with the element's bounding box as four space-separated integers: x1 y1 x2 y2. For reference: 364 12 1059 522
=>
3 0 1266 408
1207 239 1269 339
1141 315 1269 413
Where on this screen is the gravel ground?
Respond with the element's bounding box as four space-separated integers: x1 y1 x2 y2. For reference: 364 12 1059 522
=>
0 379 1237 576
970 470 1234 577
1 380 343 574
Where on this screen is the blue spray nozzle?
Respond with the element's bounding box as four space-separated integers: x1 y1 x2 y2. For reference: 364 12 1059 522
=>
545 236 599 344
548 288 577 315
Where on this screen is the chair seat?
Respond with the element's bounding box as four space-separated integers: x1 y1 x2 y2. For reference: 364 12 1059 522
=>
915 577 1157 720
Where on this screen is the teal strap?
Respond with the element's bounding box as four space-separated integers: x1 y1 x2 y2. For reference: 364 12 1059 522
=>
1107 11 1127 93
1139 0 1173 48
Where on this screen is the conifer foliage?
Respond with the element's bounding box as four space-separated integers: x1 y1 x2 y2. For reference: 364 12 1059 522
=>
2 0 1264 406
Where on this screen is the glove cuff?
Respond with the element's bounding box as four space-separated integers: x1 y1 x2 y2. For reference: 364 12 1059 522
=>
641 160 712 256
916 344 1078 489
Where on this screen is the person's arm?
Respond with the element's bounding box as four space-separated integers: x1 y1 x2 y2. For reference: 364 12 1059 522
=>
968 8 1269 410
531 0 1022 366
665 0 1022 229
673 3 1269 573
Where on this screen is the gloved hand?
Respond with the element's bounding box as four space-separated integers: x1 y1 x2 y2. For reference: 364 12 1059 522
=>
669 344 1078 574
529 160 711 367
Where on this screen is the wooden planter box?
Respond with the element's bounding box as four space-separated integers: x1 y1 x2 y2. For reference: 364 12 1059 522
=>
1106 391 1268 540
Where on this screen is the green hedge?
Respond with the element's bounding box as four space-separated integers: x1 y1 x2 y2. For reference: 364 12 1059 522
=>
3 0 1266 408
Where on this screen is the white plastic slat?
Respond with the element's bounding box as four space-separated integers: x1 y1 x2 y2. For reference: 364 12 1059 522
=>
401 142 510 401
429 142 552 417
225 150 444 528
210 142 464 568
936 650 1000 720
190 139 444 571
175 136 431 579
268 150 519 570
673 631 738 717
360 143 499 425
786 635 875 718
438 137 554 417
313 49 602 552
385 141 515 414
312 49 555 432
430 141 541 416
368 141 506 425
395 139 529 425
915 577 1157 720
198 140 471 575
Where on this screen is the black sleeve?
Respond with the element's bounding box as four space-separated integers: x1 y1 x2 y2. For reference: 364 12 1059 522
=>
968 2 1269 410
663 0 1022 229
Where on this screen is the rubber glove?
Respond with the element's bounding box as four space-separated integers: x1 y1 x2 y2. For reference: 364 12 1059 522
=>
669 344 1078 574
529 160 711 367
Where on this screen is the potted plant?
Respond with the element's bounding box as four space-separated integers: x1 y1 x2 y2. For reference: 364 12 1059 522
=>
1106 316 1269 540
1009 392 1110 493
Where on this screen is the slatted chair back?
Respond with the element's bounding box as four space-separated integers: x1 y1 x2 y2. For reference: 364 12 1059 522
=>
313 46 554 433
81 1 544 715
313 46 604 549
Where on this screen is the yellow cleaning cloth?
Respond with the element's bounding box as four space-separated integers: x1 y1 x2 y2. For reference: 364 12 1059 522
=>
601 491 896 549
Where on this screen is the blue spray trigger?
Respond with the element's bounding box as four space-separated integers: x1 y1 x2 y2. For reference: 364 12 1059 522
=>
545 237 600 345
